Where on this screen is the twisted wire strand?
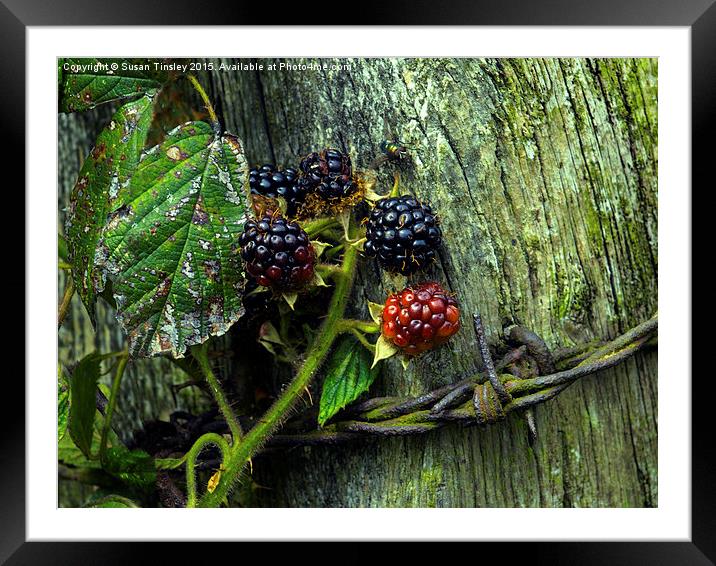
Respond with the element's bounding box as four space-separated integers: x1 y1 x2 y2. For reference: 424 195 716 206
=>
265 314 658 448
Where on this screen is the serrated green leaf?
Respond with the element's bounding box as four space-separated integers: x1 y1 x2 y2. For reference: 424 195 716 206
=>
84 495 139 508
98 121 249 358
59 408 122 470
58 367 70 442
59 58 168 113
58 432 102 470
68 352 102 458
104 447 156 490
371 334 399 369
65 95 156 325
318 337 380 426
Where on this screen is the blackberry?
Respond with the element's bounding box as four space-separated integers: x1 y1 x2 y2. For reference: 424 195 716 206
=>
298 148 357 200
364 195 442 275
381 282 461 356
239 215 316 291
248 165 308 216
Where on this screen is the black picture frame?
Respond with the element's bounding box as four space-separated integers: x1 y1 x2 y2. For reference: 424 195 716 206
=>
7 1 709 562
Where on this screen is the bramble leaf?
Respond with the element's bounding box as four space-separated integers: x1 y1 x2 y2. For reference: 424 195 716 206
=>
318 337 379 426
59 58 168 113
104 447 156 490
58 367 70 442
98 121 249 358
65 95 156 325
68 352 102 458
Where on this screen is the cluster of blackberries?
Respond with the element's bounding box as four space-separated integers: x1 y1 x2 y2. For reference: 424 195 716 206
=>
248 148 356 217
248 166 308 217
364 195 442 275
239 215 315 291
298 149 357 201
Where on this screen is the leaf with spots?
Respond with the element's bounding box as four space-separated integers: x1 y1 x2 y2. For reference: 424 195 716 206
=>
318 336 380 427
59 58 169 113
98 121 249 358
65 95 156 325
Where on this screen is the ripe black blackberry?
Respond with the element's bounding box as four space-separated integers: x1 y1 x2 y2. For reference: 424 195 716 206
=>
363 195 442 275
248 165 308 216
239 215 316 291
298 148 357 201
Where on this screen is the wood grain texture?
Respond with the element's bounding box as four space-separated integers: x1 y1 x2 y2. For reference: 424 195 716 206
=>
206 57 658 507
58 58 657 507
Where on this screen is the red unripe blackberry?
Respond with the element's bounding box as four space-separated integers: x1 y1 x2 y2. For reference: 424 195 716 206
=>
298 148 357 201
239 215 316 291
364 195 442 275
381 282 460 355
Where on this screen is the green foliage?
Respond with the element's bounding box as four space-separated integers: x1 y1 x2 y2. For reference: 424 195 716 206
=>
68 352 102 458
58 58 167 113
65 95 156 324
104 447 156 490
318 336 379 426
98 121 249 358
58 367 70 441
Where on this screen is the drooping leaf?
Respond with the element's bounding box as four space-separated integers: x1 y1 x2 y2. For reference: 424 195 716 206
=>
84 495 139 508
318 336 380 426
59 58 168 113
104 447 156 490
98 121 249 358
65 95 156 325
59 405 123 470
68 352 102 458
58 367 70 442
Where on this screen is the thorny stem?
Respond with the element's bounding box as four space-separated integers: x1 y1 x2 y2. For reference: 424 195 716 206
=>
191 342 243 443
185 432 230 508
58 277 75 329
186 74 220 130
197 217 361 507
99 347 129 465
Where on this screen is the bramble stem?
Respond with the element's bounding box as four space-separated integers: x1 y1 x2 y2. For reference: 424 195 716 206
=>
187 74 220 129
58 277 74 329
197 218 361 507
99 348 128 464
191 342 243 442
185 432 230 508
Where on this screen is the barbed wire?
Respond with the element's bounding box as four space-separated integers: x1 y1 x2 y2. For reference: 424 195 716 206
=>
265 314 658 448
136 314 657 466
